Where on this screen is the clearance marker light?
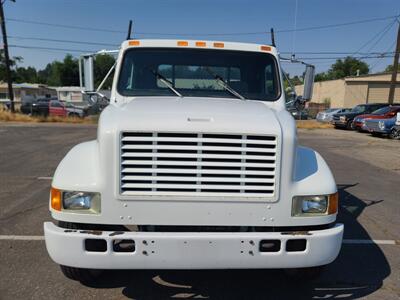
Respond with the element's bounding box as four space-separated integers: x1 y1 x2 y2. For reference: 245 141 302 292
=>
195 41 207 47
213 42 224 48
129 40 140 46
177 41 189 46
261 45 272 51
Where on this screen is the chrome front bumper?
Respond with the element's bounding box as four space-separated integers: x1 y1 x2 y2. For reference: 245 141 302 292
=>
44 222 343 270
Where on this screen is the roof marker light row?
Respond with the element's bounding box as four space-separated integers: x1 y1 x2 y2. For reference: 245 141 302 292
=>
128 40 271 52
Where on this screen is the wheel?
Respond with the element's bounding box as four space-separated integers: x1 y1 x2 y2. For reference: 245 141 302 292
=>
346 121 353 130
60 265 103 283
58 222 104 282
389 128 400 140
284 266 324 281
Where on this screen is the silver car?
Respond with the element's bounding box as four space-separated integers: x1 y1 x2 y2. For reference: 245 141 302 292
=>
316 108 350 123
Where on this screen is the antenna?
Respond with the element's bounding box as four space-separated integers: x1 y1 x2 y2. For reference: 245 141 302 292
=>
126 20 133 40
270 28 276 47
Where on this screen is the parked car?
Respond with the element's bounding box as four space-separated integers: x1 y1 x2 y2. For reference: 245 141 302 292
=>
21 97 56 116
365 116 397 137
390 113 400 140
352 105 400 131
332 103 388 129
49 100 85 118
316 108 350 123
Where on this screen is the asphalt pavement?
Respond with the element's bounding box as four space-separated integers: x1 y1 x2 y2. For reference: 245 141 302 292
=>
0 123 399 300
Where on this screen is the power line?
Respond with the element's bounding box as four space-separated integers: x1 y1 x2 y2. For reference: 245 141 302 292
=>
8 35 118 47
10 44 396 61
275 15 399 33
280 51 395 55
9 44 97 53
296 54 396 60
6 17 126 34
370 40 397 70
6 14 399 36
9 43 395 57
352 18 397 55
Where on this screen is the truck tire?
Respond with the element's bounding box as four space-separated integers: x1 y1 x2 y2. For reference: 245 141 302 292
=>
284 266 324 281
346 121 353 130
58 221 104 283
60 265 102 283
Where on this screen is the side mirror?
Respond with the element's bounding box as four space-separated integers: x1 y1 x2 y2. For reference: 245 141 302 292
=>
80 55 94 92
396 112 400 125
302 65 315 101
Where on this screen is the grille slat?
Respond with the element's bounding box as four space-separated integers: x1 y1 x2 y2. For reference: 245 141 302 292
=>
122 175 275 183
120 132 278 198
122 152 276 160
122 136 277 145
122 160 275 167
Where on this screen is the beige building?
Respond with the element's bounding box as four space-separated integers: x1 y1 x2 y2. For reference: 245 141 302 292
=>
55 86 84 103
295 72 400 108
0 82 56 103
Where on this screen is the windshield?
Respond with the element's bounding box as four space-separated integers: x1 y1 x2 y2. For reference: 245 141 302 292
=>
351 105 366 113
371 106 390 115
117 48 280 101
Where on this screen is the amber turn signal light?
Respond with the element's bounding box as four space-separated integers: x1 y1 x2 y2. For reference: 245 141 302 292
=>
328 192 339 214
51 187 62 211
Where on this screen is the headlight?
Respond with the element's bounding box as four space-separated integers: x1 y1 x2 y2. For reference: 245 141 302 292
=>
339 116 346 121
292 193 338 217
378 121 385 130
63 191 101 213
50 188 101 213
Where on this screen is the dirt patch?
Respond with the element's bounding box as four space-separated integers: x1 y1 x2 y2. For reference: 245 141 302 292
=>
296 120 333 129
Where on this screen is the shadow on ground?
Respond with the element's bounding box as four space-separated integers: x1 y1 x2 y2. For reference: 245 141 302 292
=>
82 184 390 299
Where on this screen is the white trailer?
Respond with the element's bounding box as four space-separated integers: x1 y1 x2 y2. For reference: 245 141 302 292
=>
44 39 343 282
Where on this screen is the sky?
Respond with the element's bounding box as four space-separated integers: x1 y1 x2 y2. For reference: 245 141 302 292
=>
2 0 400 76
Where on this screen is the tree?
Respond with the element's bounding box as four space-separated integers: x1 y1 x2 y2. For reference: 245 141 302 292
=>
314 57 369 82
58 54 79 86
384 64 395 73
0 51 22 82
15 66 38 83
328 57 369 79
94 54 115 89
35 54 79 86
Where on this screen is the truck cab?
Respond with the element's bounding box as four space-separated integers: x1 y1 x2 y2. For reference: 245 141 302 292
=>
44 39 343 282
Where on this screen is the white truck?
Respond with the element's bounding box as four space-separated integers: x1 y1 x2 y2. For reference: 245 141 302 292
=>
44 39 343 282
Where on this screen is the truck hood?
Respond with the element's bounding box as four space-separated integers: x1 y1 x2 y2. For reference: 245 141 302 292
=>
105 97 282 135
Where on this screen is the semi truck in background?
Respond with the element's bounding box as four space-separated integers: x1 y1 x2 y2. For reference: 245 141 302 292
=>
44 39 343 282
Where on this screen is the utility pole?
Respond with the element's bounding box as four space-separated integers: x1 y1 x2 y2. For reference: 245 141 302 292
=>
388 20 400 105
0 0 15 112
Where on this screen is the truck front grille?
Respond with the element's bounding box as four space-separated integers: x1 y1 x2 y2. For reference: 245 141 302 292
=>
120 132 278 198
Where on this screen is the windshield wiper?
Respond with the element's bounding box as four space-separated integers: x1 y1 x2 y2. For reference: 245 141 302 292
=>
205 67 246 100
149 69 183 97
